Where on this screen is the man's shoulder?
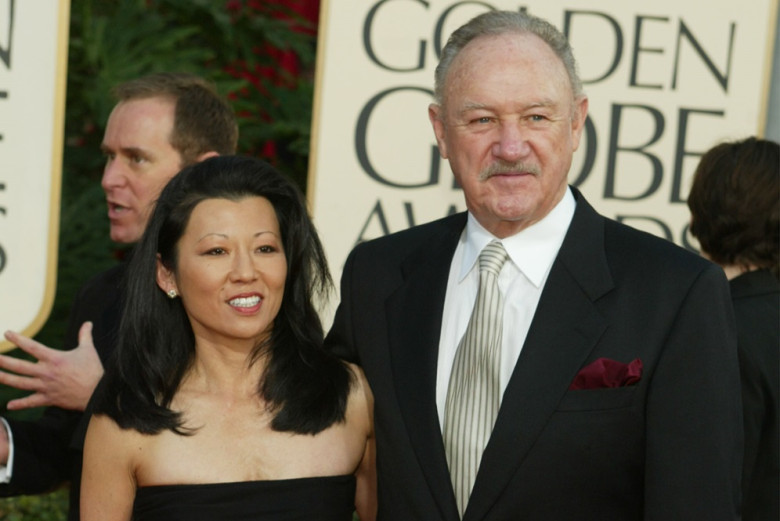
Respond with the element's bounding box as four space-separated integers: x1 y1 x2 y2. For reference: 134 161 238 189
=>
590 216 727 296
71 263 126 309
79 263 126 291
569 189 711 277
356 213 465 253
341 213 465 276
604 217 705 265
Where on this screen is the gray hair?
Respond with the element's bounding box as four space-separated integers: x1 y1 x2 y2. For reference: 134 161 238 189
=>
433 10 583 104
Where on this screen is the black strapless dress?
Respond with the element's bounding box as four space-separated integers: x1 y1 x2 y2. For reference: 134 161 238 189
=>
132 474 356 521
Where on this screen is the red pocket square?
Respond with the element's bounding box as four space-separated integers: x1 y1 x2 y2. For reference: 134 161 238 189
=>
569 357 643 390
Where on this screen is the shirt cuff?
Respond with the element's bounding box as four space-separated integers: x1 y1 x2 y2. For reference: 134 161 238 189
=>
0 417 14 483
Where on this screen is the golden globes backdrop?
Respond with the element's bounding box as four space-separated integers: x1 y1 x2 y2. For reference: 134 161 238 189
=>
0 0 69 352
309 0 778 325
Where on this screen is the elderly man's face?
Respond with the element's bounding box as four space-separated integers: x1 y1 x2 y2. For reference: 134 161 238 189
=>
429 32 588 238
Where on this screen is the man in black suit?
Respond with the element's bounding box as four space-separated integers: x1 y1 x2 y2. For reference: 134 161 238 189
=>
326 10 742 520
0 72 238 520
688 136 779 521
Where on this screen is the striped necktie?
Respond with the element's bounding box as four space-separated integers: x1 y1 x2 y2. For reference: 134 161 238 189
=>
444 240 509 517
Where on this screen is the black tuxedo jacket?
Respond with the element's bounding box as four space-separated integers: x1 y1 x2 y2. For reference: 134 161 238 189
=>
0 263 125 521
731 269 779 521
326 188 742 520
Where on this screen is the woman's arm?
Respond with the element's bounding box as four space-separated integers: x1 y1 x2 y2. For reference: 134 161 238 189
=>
353 367 376 521
81 414 137 521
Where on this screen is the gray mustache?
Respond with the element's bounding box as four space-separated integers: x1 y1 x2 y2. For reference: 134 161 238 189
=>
479 161 541 181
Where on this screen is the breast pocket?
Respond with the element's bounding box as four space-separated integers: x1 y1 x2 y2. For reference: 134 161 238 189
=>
556 386 638 411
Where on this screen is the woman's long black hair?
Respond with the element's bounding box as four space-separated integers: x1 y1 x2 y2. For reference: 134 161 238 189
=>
92 155 351 435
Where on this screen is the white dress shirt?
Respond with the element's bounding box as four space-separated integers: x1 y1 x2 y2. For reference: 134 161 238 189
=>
436 189 576 429
0 417 15 482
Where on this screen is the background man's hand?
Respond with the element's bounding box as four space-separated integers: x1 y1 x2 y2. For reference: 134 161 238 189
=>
0 322 104 411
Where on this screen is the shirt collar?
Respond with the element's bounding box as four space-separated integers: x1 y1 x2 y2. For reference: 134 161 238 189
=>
460 188 576 287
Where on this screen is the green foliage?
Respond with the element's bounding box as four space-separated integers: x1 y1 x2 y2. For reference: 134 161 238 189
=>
0 0 317 517
65 0 317 182
0 488 68 521
28 0 316 355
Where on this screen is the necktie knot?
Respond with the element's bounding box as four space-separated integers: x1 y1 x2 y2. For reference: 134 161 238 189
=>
479 240 508 277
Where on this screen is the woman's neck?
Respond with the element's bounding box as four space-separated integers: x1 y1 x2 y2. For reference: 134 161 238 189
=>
184 341 267 399
720 263 758 280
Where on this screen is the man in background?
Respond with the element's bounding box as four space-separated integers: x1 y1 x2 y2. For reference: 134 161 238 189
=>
0 72 238 521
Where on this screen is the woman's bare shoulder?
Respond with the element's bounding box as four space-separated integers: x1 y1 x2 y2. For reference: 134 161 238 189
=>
344 363 373 432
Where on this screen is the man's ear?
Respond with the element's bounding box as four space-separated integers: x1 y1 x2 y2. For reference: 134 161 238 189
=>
195 150 220 162
155 254 178 296
428 103 449 159
571 96 589 152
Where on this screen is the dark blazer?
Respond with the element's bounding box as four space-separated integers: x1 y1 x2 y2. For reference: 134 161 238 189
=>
731 269 779 521
0 263 125 521
326 188 742 520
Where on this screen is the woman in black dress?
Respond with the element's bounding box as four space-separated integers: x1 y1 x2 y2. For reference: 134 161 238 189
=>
688 136 779 521
81 156 375 521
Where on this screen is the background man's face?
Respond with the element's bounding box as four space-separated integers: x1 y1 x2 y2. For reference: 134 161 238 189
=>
100 97 182 244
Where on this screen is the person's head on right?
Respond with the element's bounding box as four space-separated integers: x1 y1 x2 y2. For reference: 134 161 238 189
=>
100 72 238 244
687 136 780 278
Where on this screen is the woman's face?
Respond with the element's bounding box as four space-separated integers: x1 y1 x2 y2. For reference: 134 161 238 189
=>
157 196 287 349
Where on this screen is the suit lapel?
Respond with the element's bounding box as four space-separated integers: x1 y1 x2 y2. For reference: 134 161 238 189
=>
465 191 614 520
386 214 465 521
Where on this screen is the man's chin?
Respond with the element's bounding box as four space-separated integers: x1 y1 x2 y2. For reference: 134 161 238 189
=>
109 227 140 245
